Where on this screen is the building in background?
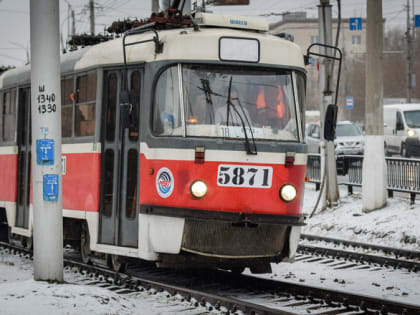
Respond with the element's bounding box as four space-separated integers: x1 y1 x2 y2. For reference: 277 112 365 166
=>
270 12 367 124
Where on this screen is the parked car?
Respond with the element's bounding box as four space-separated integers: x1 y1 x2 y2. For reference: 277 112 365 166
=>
306 122 321 153
306 121 364 155
384 104 420 157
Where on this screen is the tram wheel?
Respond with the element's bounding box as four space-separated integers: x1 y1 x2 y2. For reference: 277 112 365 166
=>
22 236 33 250
0 224 8 242
80 223 91 264
230 267 245 274
108 254 127 273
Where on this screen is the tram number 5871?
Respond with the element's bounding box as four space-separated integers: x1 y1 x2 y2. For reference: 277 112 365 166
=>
217 165 273 188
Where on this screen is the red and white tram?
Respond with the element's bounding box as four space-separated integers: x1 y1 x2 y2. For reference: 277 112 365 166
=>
0 8 307 272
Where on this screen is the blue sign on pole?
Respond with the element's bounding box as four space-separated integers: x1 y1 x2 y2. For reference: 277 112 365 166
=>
43 174 59 202
346 96 354 109
349 17 362 31
415 15 420 28
36 139 54 165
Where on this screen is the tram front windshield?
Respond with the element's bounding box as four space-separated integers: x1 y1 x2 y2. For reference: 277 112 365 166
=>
153 64 302 142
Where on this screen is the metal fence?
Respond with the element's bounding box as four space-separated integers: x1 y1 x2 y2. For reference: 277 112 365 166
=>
306 154 420 204
306 154 321 190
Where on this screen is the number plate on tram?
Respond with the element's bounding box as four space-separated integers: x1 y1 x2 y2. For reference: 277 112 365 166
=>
217 165 273 188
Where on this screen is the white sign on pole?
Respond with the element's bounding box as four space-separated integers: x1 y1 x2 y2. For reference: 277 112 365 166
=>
346 96 354 109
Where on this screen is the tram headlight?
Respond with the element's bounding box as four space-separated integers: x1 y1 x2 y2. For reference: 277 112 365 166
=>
279 184 297 202
190 180 208 198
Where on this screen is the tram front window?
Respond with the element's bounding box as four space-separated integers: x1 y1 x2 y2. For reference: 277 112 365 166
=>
153 65 301 142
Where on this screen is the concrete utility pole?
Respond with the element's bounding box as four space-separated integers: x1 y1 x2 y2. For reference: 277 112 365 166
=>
407 0 414 103
362 0 387 213
89 0 95 35
152 0 159 13
30 0 64 281
72 9 76 36
184 0 192 14
318 0 339 209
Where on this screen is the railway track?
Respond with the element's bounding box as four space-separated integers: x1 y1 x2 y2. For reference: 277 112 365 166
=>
299 234 420 272
1 240 420 314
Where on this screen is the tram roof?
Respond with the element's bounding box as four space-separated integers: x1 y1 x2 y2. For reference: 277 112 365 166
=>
0 26 305 89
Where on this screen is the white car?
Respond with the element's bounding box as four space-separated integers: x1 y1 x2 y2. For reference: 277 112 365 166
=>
306 121 364 155
384 104 420 157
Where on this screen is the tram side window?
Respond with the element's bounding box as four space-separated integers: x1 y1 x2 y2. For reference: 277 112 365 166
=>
129 71 140 141
105 73 117 142
75 72 96 137
0 91 3 142
2 89 16 142
153 66 182 136
61 77 74 138
296 73 306 138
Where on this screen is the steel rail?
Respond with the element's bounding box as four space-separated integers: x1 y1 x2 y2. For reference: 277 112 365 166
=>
301 234 420 262
2 240 420 314
298 243 420 273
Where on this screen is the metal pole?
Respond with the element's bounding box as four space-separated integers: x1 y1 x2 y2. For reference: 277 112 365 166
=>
362 0 387 213
30 0 64 281
413 0 416 40
184 0 192 14
89 0 95 35
71 9 76 36
67 3 70 41
407 0 413 103
152 0 159 13
318 0 339 209
412 0 416 95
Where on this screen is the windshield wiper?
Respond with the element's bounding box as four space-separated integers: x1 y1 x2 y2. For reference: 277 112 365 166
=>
226 77 232 127
231 104 258 155
198 79 215 123
226 77 257 155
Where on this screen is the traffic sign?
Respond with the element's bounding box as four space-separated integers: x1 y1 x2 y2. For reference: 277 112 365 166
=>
43 174 59 202
36 139 54 165
349 18 362 31
415 15 420 28
346 96 354 109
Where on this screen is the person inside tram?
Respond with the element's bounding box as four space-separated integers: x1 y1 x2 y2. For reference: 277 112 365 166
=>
215 87 251 127
253 84 290 130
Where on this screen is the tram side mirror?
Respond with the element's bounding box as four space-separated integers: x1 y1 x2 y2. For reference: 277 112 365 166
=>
120 90 138 129
324 104 338 141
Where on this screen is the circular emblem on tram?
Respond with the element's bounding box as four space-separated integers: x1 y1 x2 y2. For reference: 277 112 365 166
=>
156 168 174 198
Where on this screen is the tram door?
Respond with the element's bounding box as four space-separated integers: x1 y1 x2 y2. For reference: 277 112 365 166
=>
16 87 31 229
99 70 141 247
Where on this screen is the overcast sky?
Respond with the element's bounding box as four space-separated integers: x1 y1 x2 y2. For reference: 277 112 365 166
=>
0 0 418 67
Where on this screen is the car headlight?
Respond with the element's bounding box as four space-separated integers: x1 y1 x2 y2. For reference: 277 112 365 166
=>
279 184 297 202
408 129 416 137
190 180 207 198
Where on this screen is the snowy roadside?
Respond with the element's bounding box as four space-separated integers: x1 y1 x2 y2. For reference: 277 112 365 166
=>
302 183 420 251
247 184 420 307
1 184 420 314
0 249 216 315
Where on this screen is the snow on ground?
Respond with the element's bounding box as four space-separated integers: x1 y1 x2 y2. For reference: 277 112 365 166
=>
246 183 420 307
0 249 216 315
2 184 420 313
252 256 420 306
302 183 420 251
